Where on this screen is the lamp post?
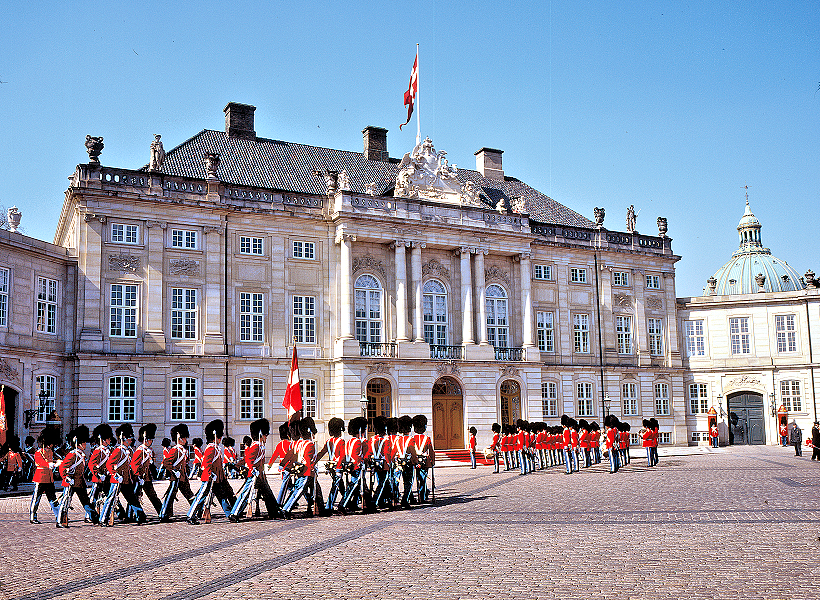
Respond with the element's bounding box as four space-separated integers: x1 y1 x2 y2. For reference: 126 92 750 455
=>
602 393 611 418
360 392 368 419
769 392 776 417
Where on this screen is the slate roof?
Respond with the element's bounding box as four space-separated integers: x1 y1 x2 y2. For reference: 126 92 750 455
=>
146 129 593 228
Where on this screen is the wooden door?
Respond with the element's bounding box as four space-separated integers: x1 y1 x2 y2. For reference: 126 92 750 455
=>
432 377 464 450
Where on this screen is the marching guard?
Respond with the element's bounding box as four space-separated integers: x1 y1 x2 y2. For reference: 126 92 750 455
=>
131 423 163 516
369 415 391 509
412 414 434 503
315 417 346 514
30 427 62 525
100 423 146 525
230 418 282 521
56 425 98 527
282 416 319 517
187 419 236 524
159 423 195 521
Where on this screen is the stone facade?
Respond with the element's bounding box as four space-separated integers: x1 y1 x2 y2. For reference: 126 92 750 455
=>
1 104 691 449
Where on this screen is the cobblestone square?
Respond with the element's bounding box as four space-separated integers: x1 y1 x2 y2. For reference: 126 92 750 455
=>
1 446 818 600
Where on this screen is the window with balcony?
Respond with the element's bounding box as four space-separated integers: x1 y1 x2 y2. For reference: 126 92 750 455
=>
486 284 509 348
423 279 448 346
355 275 382 343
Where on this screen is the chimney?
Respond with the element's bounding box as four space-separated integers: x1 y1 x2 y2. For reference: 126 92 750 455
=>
475 147 504 180
224 102 256 140
362 126 389 161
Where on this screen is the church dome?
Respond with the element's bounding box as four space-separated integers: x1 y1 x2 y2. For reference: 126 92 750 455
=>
705 199 804 295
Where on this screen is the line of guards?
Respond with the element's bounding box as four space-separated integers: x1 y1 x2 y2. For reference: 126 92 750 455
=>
27 412 436 527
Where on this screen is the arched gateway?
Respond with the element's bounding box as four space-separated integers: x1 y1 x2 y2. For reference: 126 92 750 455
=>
727 391 765 445
432 377 463 450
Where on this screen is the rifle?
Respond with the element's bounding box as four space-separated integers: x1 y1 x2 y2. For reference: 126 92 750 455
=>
203 478 215 523
430 465 435 505
245 473 258 519
107 482 120 526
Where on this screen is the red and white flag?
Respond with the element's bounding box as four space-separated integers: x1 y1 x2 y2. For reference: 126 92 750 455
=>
0 385 6 446
282 346 302 421
400 51 418 131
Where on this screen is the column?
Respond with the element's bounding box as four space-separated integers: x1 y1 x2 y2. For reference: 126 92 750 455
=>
143 220 167 352
459 247 474 345
411 241 425 342
203 225 225 353
475 249 488 345
633 268 648 366
520 252 534 347
337 232 355 340
393 241 409 342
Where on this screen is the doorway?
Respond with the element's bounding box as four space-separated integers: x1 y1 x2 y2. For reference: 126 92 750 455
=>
432 377 463 450
0 386 17 442
500 379 521 427
727 392 765 445
365 378 392 421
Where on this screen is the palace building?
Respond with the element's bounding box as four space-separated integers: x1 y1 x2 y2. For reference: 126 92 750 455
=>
5 102 813 450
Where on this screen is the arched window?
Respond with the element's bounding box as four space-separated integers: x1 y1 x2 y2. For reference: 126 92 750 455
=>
486 284 508 348
423 279 448 346
355 274 382 343
366 378 391 420
500 379 521 425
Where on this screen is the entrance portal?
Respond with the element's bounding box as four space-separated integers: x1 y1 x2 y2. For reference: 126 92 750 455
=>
727 392 765 445
432 377 463 450
365 378 392 420
500 379 521 427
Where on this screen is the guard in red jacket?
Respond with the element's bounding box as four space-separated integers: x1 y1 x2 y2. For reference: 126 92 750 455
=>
605 415 620 474
88 424 114 511
268 421 295 505
340 417 367 512
131 423 163 515
561 415 574 474
57 425 98 526
413 414 435 501
230 418 282 521
394 415 417 508
187 419 236 525
315 417 346 512
282 417 318 517
490 423 501 473
100 423 145 525
159 423 194 521
29 426 62 524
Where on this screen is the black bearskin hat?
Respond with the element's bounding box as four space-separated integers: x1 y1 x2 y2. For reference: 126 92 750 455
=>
192 437 203 448
469 426 477 435
205 419 224 443
412 414 428 433
347 417 360 437
171 423 190 442
649 418 659 429
68 425 90 446
242 435 252 448
139 423 157 441
288 419 301 440
250 418 270 441
387 417 399 436
642 418 651 428
492 422 501 433
38 425 62 448
93 423 115 443
161 437 172 448
373 415 388 436
561 414 569 427
398 415 413 435
223 436 235 447
116 422 135 440
299 416 317 439
328 417 345 437
591 422 600 432
278 422 290 440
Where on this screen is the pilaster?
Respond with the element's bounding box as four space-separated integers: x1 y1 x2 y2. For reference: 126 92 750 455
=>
202 225 225 353
143 220 166 352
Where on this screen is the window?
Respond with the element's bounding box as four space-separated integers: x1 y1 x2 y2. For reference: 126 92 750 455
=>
171 288 197 339
366 378 392 420
616 316 632 354
500 379 522 425
688 383 708 414
171 229 198 249
645 274 660 289
240 378 265 420
292 240 315 259
541 382 558 417
110 284 137 337
775 315 797 353
170 377 197 421
355 274 382 343
570 267 587 283
630 433 641 446
423 280 448 346
577 382 594 416
36 277 58 334
622 382 638 416
240 236 264 255
684 320 705 357
111 223 139 244
35 375 57 423
781 380 801 412
657 432 672 445
574 314 590 353
536 311 554 352
300 378 317 418
691 432 709 443
108 376 136 422
655 382 670 415
239 292 264 342
293 295 316 344
613 271 629 286
648 318 664 356
486 284 509 348
0 267 8 327
729 317 750 355
534 264 552 280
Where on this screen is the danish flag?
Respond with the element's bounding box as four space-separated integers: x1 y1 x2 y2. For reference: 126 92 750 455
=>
400 51 418 131
0 386 6 446
282 345 302 420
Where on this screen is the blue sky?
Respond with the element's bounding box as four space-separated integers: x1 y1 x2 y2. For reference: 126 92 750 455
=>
1 1 817 297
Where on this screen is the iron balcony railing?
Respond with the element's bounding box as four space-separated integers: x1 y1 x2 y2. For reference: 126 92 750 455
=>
359 341 397 358
429 345 465 360
494 346 524 361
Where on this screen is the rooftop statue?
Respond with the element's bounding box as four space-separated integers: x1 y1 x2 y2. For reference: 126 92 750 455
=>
149 134 165 171
395 137 471 205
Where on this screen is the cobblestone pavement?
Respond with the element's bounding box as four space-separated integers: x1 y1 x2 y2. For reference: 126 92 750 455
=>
1 445 818 600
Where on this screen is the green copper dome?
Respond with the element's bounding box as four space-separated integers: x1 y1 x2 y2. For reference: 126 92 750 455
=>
705 200 804 296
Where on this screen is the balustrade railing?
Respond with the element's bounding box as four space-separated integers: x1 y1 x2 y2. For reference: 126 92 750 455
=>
429 345 464 360
359 341 397 358
494 346 524 361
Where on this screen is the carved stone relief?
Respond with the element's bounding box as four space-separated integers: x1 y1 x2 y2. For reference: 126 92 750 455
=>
109 254 141 273
0 358 20 382
614 293 633 311
437 363 460 376
352 255 386 279
727 374 763 390
369 363 391 374
169 259 200 276
173 364 199 373
485 265 511 287
111 363 137 372
423 259 451 281
645 296 663 310
499 365 519 378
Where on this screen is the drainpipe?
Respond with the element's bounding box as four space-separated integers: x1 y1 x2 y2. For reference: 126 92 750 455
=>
224 213 230 435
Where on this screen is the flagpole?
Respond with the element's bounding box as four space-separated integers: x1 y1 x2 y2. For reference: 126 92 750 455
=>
415 43 420 146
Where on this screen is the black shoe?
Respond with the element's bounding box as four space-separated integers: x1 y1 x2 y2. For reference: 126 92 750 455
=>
159 516 172 523
305 508 314 518
56 523 68 529
187 517 199 525
30 517 41 524
228 514 239 523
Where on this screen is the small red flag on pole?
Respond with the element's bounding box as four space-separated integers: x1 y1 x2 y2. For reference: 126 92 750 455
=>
400 48 418 134
282 345 302 421
0 385 7 446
